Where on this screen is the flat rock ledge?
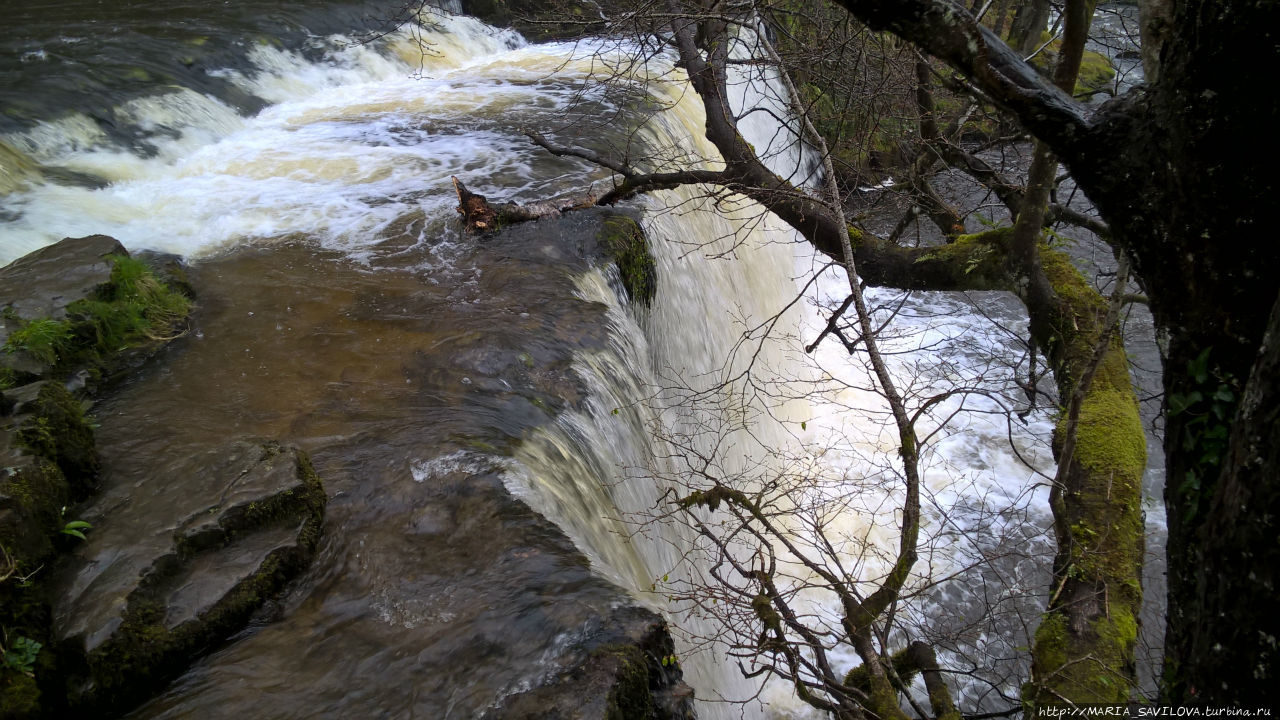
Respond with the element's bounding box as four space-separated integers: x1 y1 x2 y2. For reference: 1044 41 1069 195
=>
53 440 326 714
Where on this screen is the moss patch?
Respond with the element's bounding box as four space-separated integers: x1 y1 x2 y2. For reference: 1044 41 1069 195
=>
593 643 659 720
844 646 920 694
15 383 98 492
1030 608 1139 706
1029 33 1117 96
597 215 656 307
1030 240 1145 709
1070 383 1146 481
1076 49 1118 93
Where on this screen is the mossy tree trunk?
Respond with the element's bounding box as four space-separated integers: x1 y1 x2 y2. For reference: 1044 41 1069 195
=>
847 225 1146 707
999 0 1145 706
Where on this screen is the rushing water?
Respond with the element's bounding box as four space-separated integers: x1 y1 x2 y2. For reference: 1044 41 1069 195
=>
0 4 1110 717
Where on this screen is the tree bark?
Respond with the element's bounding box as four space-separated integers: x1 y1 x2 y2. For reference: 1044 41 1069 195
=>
1007 0 1052 57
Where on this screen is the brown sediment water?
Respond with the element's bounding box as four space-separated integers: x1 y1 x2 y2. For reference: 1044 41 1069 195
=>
77 215 641 717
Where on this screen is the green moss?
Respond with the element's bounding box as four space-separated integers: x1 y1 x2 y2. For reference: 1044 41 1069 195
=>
1029 613 1069 687
16 382 99 490
3 254 192 385
1076 49 1117 93
1029 34 1116 96
1040 245 1105 321
844 647 919 693
0 460 67 573
0 669 40 717
590 643 658 720
1030 609 1138 706
1029 238 1145 709
915 227 1012 288
597 215 656 307
1070 385 1146 480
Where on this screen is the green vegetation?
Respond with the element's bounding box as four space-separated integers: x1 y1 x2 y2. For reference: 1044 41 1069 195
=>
1029 33 1117 96
2 637 40 677
1167 349 1238 524
1029 607 1139 704
844 646 919 693
597 215 657 307
0 250 193 717
4 320 70 367
2 254 191 384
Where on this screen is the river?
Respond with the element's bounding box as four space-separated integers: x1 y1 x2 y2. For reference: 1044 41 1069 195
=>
0 3 1159 717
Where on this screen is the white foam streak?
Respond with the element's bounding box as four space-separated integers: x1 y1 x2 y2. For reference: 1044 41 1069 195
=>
0 14 556 264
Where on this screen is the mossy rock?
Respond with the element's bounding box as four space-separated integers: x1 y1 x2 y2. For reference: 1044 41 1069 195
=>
0 670 41 718
0 380 97 581
54 442 326 715
498 607 693 719
597 214 657 307
1 238 193 390
14 382 98 492
0 455 67 578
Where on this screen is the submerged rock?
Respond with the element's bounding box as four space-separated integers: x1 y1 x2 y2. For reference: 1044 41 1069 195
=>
499 604 696 719
51 440 325 714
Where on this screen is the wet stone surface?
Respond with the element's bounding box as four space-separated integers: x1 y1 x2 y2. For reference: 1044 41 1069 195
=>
54 442 323 654
0 235 124 376
49 210 691 717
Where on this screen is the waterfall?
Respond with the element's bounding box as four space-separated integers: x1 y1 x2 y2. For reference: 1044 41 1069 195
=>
503 26 1056 719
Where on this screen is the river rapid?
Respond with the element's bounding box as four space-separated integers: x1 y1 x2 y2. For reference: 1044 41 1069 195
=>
0 3 1159 717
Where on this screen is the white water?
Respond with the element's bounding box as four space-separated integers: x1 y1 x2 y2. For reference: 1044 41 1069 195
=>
0 9 1056 718
507 31 1055 719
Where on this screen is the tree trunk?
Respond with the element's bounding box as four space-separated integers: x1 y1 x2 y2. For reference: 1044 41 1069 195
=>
828 0 1278 701
1060 0 1280 701
1007 0 1052 56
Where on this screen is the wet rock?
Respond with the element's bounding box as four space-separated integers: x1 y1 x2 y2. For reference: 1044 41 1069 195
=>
0 427 68 575
0 235 124 341
51 440 325 714
0 235 122 379
133 249 196 300
0 234 193 390
0 381 98 576
10 382 98 489
1 380 47 416
498 605 696 719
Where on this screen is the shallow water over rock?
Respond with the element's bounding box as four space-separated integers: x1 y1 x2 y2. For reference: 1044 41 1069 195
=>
46 212 687 717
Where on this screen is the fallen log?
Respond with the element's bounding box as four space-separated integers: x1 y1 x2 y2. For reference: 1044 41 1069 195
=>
451 176 596 233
